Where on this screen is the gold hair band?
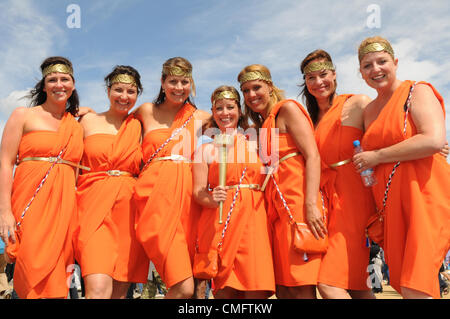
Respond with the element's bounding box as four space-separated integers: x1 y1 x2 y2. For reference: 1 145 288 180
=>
162 65 196 97
213 90 239 104
239 71 272 86
110 74 137 87
303 61 335 74
162 65 192 78
42 64 73 77
359 42 394 61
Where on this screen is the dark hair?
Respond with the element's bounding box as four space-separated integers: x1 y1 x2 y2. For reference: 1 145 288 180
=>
28 56 79 116
104 65 143 95
299 49 336 125
153 57 196 108
203 85 248 133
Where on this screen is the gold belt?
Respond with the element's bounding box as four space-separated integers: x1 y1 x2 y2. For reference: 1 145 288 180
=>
260 152 301 191
19 156 91 171
226 184 261 191
152 154 191 163
329 158 351 168
99 170 134 177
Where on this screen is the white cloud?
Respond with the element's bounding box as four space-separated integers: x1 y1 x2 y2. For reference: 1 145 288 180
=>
0 90 32 116
0 0 65 104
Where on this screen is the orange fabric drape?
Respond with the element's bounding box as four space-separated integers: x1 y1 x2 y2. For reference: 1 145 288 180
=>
315 94 374 290
6 113 83 299
134 103 201 288
75 115 149 283
261 99 324 287
196 134 275 294
362 80 450 298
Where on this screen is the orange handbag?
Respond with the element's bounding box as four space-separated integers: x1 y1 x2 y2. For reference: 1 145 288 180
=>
293 221 328 254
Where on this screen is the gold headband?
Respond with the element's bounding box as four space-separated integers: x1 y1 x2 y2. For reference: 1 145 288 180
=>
239 71 272 86
162 65 192 78
213 90 240 105
42 64 73 77
110 74 137 87
359 42 394 61
303 61 335 74
162 65 196 97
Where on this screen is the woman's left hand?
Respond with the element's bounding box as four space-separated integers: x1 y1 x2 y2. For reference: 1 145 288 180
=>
305 204 327 240
76 107 96 117
353 150 380 173
439 141 449 158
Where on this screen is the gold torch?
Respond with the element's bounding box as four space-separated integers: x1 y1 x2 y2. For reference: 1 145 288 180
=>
214 134 233 224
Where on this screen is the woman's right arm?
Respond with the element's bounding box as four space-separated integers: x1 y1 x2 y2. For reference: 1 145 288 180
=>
192 143 226 208
0 107 28 244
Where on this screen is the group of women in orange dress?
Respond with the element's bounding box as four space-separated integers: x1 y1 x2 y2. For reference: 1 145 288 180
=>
0 35 448 299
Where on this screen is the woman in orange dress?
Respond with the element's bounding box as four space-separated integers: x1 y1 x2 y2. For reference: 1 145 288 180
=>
238 64 326 299
133 57 210 298
300 50 375 298
0 57 84 298
354 36 450 299
75 66 149 299
192 85 275 298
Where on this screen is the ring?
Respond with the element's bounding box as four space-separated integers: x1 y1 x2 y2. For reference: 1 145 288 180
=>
358 163 362 169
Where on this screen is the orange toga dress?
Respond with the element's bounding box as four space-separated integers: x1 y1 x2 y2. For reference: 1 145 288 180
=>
6 112 83 299
134 103 201 288
362 80 450 298
75 115 149 283
262 99 325 287
196 134 275 294
315 94 374 290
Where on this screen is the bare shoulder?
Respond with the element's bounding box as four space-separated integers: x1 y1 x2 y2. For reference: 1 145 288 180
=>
346 94 372 111
409 82 443 116
411 82 437 100
278 100 305 119
78 111 106 128
9 106 29 119
194 109 211 121
5 107 29 131
134 102 154 118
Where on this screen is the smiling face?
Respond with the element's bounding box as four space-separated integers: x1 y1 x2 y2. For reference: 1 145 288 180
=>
304 59 336 101
359 51 398 90
161 75 191 105
43 72 74 104
108 82 138 114
240 79 272 117
212 98 241 132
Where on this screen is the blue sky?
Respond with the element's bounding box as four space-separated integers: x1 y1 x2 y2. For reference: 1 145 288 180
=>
0 0 449 144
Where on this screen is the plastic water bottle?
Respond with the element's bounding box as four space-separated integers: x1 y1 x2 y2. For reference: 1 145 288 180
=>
353 140 376 187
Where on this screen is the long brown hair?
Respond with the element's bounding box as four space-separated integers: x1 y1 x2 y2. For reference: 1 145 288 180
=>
299 49 336 125
28 56 79 116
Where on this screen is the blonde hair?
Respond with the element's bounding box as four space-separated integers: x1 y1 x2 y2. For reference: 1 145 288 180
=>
358 36 395 62
237 64 285 129
154 57 196 106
